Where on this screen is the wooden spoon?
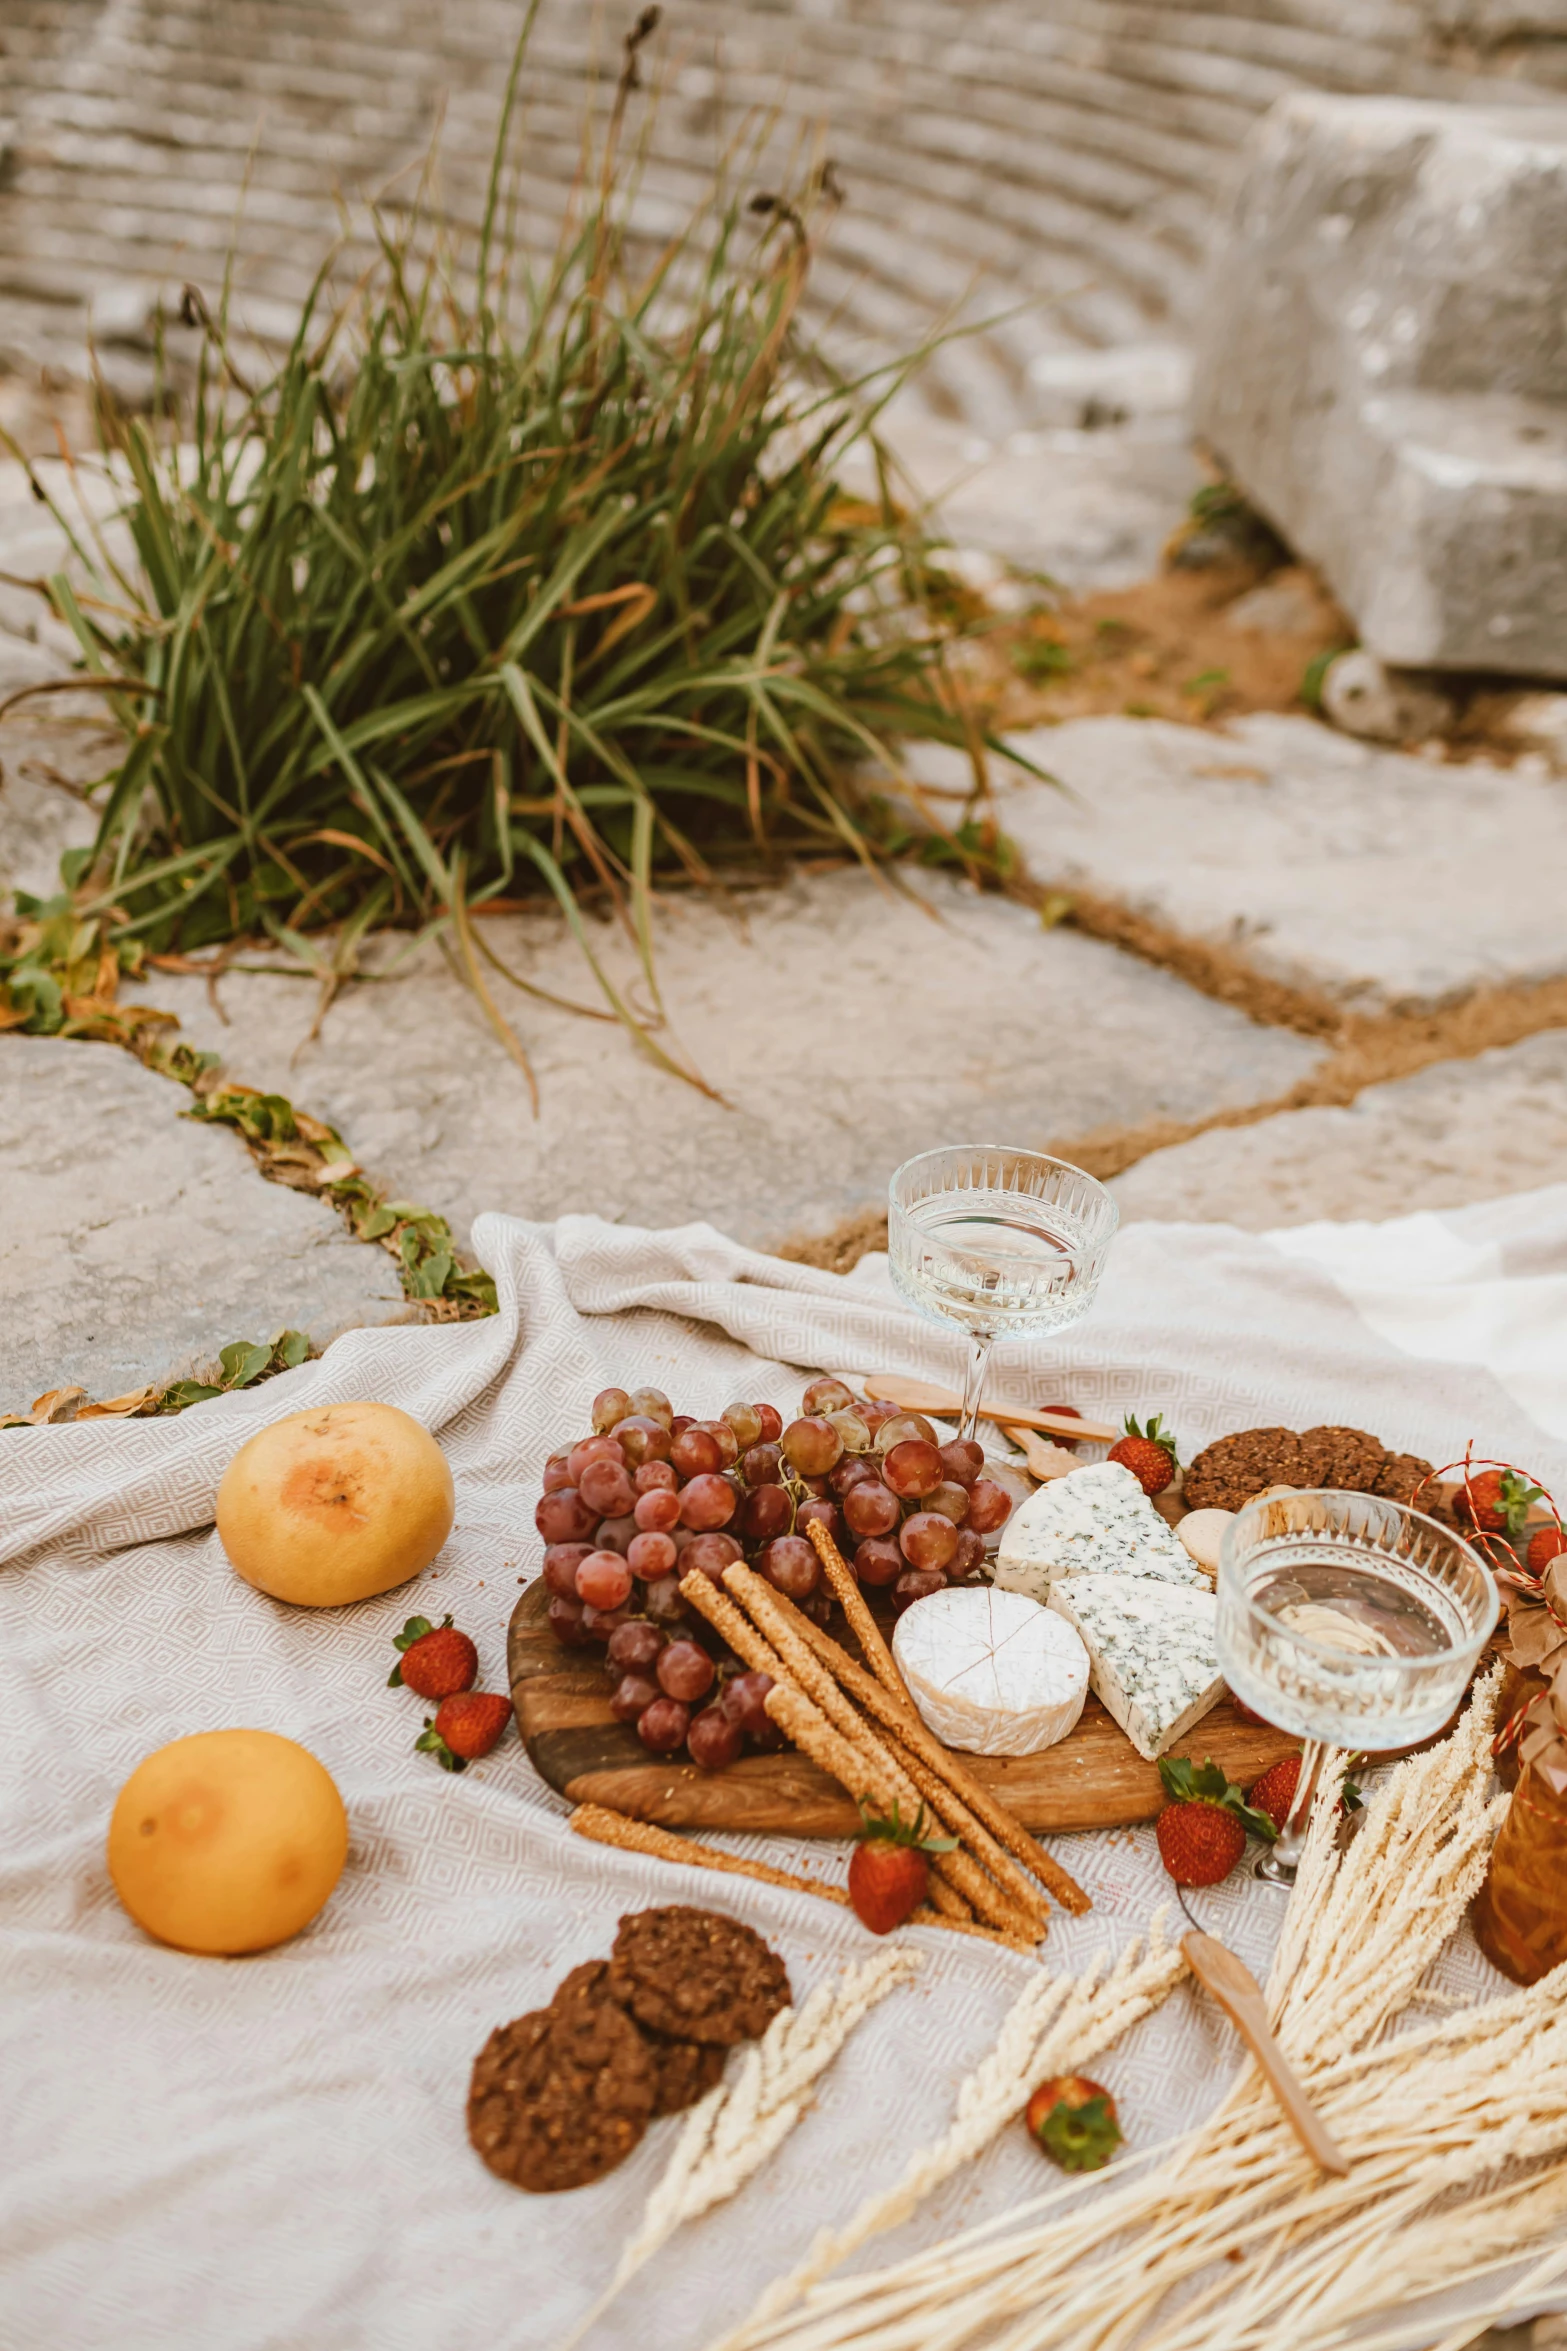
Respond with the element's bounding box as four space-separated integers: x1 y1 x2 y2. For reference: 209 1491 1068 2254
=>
847 1373 1117 1445
1181 1931 1349 2176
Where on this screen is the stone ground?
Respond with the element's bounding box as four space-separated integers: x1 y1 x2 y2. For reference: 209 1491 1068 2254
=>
3 407 1567 1416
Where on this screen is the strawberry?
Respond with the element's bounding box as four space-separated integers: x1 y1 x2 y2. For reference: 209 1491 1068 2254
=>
847 1802 958 1935
1025 2075 1121 2172
416 1691 513 1772
1155 1756 1278 1886
389 1614 478 1700
1461 1468 1542 1537
1528 1523 1567 1576
1107 1414 1180 1497
1246 1754 1301 1834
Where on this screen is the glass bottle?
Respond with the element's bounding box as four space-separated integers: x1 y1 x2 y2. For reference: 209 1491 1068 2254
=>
1472 1759 1567 1985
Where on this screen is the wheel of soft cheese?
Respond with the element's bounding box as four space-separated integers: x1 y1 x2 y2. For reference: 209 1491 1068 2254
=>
891 1587 1090 1757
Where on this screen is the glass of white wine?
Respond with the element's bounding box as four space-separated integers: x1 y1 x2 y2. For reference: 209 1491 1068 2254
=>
1217 1489 1498 1885
886 1146 1120 1440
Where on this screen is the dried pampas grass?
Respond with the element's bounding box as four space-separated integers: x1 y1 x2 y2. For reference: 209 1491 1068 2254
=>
720 1665 1567 2351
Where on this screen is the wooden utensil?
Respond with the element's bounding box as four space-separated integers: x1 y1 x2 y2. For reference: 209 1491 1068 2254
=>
1180 1930 1349 2176
847 1373 1117 1445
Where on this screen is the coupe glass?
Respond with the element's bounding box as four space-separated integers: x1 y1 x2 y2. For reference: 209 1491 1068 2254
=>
886 1146 1120 1440
1217 1490 1497 1885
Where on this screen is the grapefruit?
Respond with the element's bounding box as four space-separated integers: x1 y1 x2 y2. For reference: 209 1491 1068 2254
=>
107 1729 348 1955
216 1399 454 1607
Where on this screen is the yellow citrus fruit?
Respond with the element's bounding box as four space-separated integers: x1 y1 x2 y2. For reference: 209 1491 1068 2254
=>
216 1398 454 1608
107 1729 349 1955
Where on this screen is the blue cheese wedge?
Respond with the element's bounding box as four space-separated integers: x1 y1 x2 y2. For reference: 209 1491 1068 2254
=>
892 1587 1089 1757
993 1461 1204 1601
1045 1575 1224 1760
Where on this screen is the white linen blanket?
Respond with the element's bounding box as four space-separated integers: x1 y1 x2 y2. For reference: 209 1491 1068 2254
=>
4 1188 1566 2351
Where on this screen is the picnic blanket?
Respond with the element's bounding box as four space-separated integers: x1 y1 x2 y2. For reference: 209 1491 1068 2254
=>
4 1185 1567 2351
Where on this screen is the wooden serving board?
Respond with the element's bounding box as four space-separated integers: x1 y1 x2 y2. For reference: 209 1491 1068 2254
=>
508 1579 1300 1837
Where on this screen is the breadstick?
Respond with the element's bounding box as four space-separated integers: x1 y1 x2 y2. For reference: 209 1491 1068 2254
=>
728 1566 1046 1934
678 1569 788 1680
805 1518 906 1699
789 1599 1091 1916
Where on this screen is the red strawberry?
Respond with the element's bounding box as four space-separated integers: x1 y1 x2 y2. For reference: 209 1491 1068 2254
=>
1461 1468 1542 1537
1154 1756 1278 1887
1107 1414 1179 1497
416 1692 512 1773
389 1614 478 1700
1025 2075 1121 2172
1528 1523 1567 1575
1246 1754 1301 1834
847 1803 958 1935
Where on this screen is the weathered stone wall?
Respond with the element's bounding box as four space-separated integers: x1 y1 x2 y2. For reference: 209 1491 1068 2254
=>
3 0 1567 428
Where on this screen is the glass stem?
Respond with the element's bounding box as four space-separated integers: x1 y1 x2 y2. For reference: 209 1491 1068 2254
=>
958 1335 996 1442
1256 1739 1327 1885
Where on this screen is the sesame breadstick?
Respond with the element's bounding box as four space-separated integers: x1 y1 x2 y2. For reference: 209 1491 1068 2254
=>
678 1569 788 1681
805 1518 906 1699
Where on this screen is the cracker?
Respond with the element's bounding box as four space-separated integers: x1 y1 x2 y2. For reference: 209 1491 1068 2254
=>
1373 1451 1436 1505
549 1955 727 2115
467 1998 655 2192
608 1904 790 2046
1183 1428 1311 1514
1299 1425 1389 1493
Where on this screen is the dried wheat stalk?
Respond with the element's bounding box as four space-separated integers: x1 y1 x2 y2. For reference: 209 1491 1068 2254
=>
557 1946 920 2351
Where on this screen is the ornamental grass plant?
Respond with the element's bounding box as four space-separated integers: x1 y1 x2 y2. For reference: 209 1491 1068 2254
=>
5 6 1007 1094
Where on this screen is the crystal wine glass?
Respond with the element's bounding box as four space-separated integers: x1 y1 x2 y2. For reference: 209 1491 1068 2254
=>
1217 1489 1497 1885
886 1146 1120 1441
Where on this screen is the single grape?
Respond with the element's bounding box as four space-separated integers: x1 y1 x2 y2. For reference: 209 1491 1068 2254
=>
671 1426 722 1480
892 1567 945 1614
801 1376 856 1416
686 1705 743 1771
657 1639 716 1704
860 1398 900 1433
937 1438 984 1488
795 1497 843 1546
758 1535 820 1600
592 1513 637 1557
592 1386 633 1434
754 1403 783 1443
717 1669 775 1735
568 1434 624 1485
679 1472 737 1531
697 1418 739 1469
799 1590 834 1627
610 1671 660 1723
679 1531 743 1584
842 1479 900 1539
924 1480 972 1526
830 1454 876 1497
966 1478 1012 1535
542 1460 574 1494
781 1416 843 1477
900 1512 959 1573
615 1415 673 1468
581 1602 634 1642
576 1550 634 1610
826 1409 871 1454
741 1441 783 1487
535 1486 598 1545
883 1439 945 1499
875 1412 938 1452
722 1402 764 1449
950 1527 987 1580
853 1536 904 1588
634 1486 681 1534
547 1592 592 1647
799 1474 833 1500
739 1484 792 1544
607 1619 664 1673
627 1529 678 1581
641 1573 688 1627
579 1458 636 1518
636 1697 691 1755
671 1415 695 1436
542 1543 594 1599
634 1458 679 1495
627 1386 674 1430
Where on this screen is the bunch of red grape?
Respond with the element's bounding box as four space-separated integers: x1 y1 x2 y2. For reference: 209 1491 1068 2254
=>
535 1376 1014 1768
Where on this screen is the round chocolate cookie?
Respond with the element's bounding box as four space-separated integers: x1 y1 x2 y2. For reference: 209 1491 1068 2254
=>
1183 1428 1311 1515
1298 1425 1389 1493
467 1998 655 2192
1374 1451 1435 1505
608 1905 791 2046
549 1957 726 2114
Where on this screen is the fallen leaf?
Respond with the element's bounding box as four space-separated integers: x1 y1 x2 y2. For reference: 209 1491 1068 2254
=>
76 1385 157 1418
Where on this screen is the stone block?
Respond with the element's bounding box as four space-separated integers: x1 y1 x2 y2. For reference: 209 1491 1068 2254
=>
1194 94 1567 677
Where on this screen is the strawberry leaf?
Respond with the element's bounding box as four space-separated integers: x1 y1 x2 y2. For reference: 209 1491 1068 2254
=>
415 1721 465 1773
855 1799 959 1854
1159 1754 1279 1842
393 1614 439 1654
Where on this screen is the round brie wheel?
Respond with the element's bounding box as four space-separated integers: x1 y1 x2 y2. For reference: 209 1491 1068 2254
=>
891 1586 1089 1758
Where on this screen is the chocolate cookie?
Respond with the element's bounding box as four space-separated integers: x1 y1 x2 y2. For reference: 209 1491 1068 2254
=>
1299 1426 1389 1493
1373 1452 1435 1505
1183 1428 1311 1515
607 1905 790 2046
549 1958 725 2114
467 1998 655 2192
